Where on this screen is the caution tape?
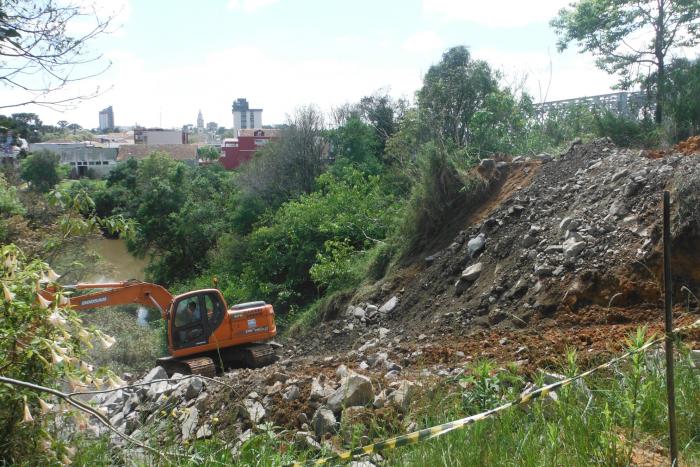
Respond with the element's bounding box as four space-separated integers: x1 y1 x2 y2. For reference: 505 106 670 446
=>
290 318 700 466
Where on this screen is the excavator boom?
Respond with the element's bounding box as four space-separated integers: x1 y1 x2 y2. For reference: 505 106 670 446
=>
41 281 173 319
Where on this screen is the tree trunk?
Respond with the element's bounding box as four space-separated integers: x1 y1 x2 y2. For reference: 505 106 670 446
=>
654 0 665 124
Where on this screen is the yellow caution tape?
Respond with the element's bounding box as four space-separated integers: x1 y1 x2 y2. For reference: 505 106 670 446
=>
290 318 700 466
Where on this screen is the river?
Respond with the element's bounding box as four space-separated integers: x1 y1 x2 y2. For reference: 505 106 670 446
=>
85 237 148 282
85 238 150 325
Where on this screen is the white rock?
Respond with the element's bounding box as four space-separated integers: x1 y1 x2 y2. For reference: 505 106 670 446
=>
461 263 483 282
181 407 199 441
311 407 337 437
142 366 168 383
242 399 265 423
379 296 398 314
327 372 374 412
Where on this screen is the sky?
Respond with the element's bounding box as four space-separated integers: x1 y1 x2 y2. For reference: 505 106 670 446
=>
0 0 684 130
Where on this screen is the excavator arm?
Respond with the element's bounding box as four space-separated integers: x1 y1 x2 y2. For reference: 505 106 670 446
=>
40 281 174 319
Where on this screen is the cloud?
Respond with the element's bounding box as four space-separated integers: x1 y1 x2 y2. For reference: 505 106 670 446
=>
226 0 278 13
422 0 570 27
402 30 444 53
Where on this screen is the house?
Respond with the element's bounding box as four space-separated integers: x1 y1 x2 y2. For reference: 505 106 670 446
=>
29 141 118 177
117 144 199 166
219 128 281 170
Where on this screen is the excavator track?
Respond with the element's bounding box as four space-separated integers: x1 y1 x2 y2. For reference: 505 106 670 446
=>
156 356 216 378
243 343 276 368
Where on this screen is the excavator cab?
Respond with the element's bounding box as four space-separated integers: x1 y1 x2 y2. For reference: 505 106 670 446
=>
171 291 226 350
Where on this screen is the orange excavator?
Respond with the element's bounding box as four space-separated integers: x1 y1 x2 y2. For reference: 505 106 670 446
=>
40 280 277 377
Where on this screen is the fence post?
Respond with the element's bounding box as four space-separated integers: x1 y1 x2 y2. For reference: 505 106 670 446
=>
663 190 679 465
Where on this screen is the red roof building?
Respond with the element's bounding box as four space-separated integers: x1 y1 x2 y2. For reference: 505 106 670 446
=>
219 129 280 170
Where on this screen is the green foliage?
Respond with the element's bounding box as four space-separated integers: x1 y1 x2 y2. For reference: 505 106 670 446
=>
662 57 700 139
327 116 382 175
212 168 400 312
399 143 478 258
534 103 597 147
552 0 700 122
418 46 499 147
467 90 540 156
0 173 23 242
82 306 165 374
197 145 220 161
592 111 661 148
0 245 122 464
0 113 43 143
91 154 229 285
20 150 68 192
309 239 359 293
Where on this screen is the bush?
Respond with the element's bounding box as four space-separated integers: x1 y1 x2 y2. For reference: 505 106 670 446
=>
593 111 661 148
0 245 122 464
399 143 478 258
20 150 68 192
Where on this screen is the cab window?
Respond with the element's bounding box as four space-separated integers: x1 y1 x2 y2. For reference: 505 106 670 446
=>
203 293 225 332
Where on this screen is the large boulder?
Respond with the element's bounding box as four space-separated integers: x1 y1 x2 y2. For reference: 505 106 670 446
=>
181 407 199 441
467 234 486 257
327 372 374 412
388 381 416 413
311 407 337 437
379 296 398 314
461 262 483 282
241 399 265 423
142 366 168 383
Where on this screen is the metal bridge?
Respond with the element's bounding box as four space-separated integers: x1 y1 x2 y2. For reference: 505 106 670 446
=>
534 91 651 118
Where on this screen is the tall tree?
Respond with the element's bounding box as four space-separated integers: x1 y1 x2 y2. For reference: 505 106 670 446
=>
0 0 117 110
417 46 498 147
552 0 700 123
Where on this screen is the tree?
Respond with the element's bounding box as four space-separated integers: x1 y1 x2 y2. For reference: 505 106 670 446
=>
659 57 700 138
56 120 68 130
20 150 66 192
0 113 42 142
357 89 408 154
552 0 700 123
417 46 499 147
0 0 117 110
197 145 220 161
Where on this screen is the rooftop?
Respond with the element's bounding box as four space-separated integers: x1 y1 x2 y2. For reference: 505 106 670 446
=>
117 144 198 161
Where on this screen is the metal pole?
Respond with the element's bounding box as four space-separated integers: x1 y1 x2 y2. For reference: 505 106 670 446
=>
663 190 679 465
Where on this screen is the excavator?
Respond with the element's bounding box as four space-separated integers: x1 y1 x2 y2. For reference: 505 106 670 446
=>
40 280 277 377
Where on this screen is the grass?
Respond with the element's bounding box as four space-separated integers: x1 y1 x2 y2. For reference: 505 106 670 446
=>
82 305 166 374
71 327 700 466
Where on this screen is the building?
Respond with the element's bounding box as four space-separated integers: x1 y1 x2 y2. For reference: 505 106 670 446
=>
232 98 263 133
98 106 115 131
117 144 199 166
134 128 188 145
197 110 204 132
220 128 280 170
30 141 118 177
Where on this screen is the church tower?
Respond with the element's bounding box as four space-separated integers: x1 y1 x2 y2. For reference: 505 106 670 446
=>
197 110 204 132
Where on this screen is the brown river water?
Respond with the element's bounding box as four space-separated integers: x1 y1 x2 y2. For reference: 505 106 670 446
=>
84 238 150 325
85 238 147 282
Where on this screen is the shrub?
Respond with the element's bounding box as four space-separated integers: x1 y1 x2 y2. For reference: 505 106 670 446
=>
20 150 68 192
0 245 122 464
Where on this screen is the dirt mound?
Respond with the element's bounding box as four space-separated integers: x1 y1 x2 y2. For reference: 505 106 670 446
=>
647 135 700 158
297 138 700 364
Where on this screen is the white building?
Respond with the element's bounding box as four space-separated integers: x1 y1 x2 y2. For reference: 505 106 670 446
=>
232 98 262 133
